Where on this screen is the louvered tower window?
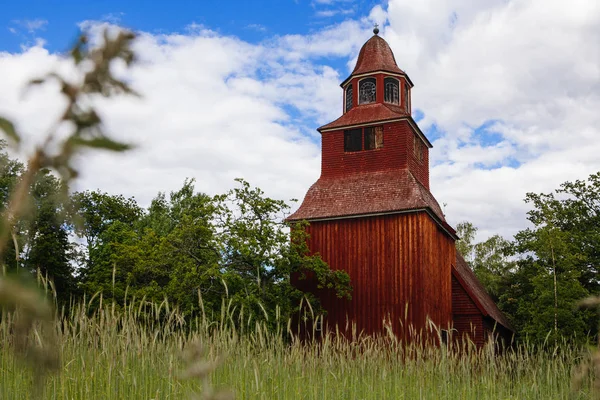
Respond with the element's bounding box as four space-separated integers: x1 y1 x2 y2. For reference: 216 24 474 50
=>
345 85 353 112
359 78 376 104
384 77 399 104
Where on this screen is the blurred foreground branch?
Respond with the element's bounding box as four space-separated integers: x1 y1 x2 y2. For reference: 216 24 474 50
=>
0 27 138 397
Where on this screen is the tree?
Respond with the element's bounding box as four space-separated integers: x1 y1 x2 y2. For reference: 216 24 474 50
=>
0 145 77 303
0 141 24 272
136 179 221 314
0 140 24 207
213 178 351 327
471 234 515 302
23 170 76 303
455 220 515 301
72 190 142 290
456 221 477 263
72 190 142 248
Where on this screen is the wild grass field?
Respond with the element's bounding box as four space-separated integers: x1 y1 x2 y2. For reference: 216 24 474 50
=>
1 294 596 400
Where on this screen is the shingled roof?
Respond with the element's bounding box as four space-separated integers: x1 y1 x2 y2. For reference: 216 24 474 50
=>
452 253 514 332
318 103 409 132
287 169 445 222
352 35 404 76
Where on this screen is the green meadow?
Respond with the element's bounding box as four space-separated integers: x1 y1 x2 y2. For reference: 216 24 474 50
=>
1 297 596 400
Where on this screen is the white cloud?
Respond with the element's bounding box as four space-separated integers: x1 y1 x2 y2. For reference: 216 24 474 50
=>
311 0 356 19
101 12 125 24
312 0 353 4
246 24 267 32
382 0 600 240
8 19 49 49
315 10 338 18
315 8 355 18
12 19 48 33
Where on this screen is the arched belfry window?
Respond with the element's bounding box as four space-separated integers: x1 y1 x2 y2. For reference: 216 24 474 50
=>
345 85 353 112
384 77 399 104
359 78 376 104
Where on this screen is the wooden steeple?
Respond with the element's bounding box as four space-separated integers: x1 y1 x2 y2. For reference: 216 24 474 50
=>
288 29 513 345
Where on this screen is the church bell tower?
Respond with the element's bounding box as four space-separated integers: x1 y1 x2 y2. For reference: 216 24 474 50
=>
288 28 458 339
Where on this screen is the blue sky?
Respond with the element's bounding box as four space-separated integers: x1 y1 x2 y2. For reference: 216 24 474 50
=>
2 0 377 53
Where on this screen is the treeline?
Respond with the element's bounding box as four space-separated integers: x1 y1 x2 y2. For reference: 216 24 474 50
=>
0 142 350 327
4 137 600 343
457 172 600 344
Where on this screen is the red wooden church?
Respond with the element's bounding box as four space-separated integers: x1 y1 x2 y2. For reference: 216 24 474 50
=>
288 28 513 347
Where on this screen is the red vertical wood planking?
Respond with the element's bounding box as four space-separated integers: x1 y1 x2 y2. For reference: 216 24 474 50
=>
303 212 454 340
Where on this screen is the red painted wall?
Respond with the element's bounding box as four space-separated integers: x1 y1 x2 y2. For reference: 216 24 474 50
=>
301 212 454 340
408 132 429 189
321 120 430 188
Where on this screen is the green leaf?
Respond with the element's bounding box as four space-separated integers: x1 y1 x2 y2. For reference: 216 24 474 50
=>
70 137 133 152
0 117 20 144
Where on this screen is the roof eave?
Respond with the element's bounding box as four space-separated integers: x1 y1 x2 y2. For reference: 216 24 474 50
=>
287 207 457 240
483 315 515 335
318 115 433 149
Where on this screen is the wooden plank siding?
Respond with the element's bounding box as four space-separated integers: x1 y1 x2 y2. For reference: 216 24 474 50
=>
302 211 455 341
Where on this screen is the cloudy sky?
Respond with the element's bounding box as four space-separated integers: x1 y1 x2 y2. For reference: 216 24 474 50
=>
0 0 598 241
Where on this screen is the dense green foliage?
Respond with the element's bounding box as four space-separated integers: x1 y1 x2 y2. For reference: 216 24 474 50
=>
457 173 600 344
0 144 350 327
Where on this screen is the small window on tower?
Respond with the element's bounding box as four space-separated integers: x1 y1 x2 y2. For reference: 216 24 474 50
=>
384 77 399 104
364 126 384 150
344 129 362 152
345 85 353 112
359 78 376 104
405 84 410 112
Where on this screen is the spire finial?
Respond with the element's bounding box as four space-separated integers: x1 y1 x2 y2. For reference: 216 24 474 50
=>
373 24 379 35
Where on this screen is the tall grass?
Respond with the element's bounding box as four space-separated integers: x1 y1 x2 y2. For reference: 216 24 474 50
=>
1 293 596 399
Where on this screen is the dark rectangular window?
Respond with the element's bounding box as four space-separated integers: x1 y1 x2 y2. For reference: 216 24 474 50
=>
344 129 362 152
364 126 384 150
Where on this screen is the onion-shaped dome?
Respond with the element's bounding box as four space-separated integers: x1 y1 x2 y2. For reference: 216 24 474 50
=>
351 34 404 76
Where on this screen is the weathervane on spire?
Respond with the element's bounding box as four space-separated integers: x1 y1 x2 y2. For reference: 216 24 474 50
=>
373 24 379 35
